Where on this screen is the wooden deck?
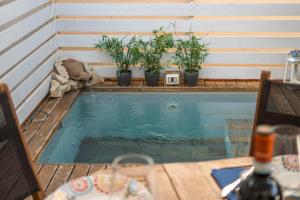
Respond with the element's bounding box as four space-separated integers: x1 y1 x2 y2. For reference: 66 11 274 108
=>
90 79 260 92
22 79 259 198
29 157 252 199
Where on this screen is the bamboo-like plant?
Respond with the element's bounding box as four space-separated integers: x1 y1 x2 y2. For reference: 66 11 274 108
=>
173 36 209 73
95 36 141 72
138 28 173 72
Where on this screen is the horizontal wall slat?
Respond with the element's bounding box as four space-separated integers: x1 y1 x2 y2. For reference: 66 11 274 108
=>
16 74 52 123
0 0 48 26
56 16 300 20
0 5 54 52
58 50 288 64
0 21 56 78
12 53 56 108
2 37 57 91
57 31 300 37
57 34 300 49
56 19 300 33
55 0 300 4
55 3 300 16
59 46 292 53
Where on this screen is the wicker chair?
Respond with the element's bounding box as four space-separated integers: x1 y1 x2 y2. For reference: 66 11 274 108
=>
0 82 45 200
249 71 300 156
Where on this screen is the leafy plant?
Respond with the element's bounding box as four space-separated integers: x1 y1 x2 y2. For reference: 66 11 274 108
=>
173 36 209 73
138 28 173 73
95 36 141 72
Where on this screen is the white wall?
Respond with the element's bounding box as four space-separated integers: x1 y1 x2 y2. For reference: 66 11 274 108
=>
55 1 300 79
0 0 56 123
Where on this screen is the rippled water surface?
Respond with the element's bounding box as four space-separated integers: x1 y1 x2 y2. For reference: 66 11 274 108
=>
39 92 256 163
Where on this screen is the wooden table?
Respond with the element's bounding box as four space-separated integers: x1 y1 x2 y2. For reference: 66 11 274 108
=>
108 157 253 200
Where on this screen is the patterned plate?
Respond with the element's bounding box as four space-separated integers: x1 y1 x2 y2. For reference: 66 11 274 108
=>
46 173 151 200
272 155 300 190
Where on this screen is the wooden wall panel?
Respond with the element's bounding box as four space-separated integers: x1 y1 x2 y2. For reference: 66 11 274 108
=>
56 19 300 33
91 65 285 80
55 3 300 16
57 34 300 49
0 5 55 52
16 74 53 123
0 0 48 26
0 0 55 123
58 50 288 65
2 37 57 92
0 21 56 78
12 53 56 108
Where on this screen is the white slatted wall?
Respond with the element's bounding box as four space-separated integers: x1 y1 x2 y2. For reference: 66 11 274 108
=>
55 0 300 79
0 0 56 123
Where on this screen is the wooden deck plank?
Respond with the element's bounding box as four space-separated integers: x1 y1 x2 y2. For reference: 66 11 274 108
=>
21 97 49 131
99 80 117 87
225 80 238 88
132 80 143 87
156 165 180 200
279 84 300 115
32 163 43 174
164 162 220 200
46 165 74 195
269 85 296 115
68 164 91 180
236 80 248 88
204 80 216 88
197 79 206 88
37 165 59 192
88 164 107 175
246 80 259 88
215 80 226 88
24 98 60 144
27 91 80 161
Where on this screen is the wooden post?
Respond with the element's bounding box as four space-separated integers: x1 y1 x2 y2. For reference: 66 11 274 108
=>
249 71 271 156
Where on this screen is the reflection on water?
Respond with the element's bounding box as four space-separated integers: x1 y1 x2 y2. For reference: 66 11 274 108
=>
39 93 256 163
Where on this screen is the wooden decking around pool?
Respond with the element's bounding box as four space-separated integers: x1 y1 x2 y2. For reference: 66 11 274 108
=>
90 79 260 91
22 79 260 198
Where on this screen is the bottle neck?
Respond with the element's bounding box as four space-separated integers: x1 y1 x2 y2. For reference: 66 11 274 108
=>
253 160 272 175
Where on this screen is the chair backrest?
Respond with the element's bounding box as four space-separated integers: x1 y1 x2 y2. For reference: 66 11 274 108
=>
0 82 45 200
249 71 300 156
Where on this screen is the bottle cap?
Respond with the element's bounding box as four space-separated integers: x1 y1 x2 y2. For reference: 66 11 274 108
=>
254 125 275 163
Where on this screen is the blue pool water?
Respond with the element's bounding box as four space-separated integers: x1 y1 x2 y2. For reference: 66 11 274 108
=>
39 92 257 163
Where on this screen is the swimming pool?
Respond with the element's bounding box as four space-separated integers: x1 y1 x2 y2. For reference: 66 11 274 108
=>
39 92 256 163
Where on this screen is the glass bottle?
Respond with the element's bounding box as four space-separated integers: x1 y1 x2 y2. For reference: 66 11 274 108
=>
239 125 283 200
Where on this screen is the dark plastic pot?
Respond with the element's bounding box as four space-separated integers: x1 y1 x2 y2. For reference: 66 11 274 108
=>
116 70 132 86
184 71 199 87
145 71 160 86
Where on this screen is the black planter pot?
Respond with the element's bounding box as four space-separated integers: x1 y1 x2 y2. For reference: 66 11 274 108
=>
184 71 199 87
145 71 160 86
116 70 132 86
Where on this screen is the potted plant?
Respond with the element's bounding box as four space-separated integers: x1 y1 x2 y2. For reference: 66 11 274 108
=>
173 36 209 87
95 36 140 86
138 28 173 86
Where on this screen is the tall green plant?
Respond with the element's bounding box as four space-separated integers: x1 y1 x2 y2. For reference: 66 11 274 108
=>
138 28 173 72
95 36 141 72
173 36 209 73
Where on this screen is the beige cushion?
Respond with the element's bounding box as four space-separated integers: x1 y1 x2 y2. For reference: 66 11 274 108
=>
63 59 90 81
